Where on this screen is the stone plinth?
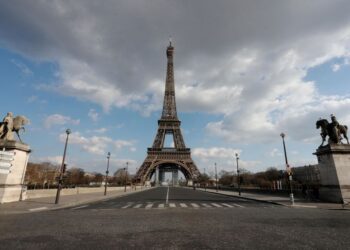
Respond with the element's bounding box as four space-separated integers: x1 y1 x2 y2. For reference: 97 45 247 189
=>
0 140 31 203
314 144 350 203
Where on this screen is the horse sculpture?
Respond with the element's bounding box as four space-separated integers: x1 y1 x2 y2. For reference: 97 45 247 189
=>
316 118 349 147
0 115 29 143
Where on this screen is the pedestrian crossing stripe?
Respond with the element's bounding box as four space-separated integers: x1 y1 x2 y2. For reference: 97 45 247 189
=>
232 203 244 208
221 203 233 208
191 203 199 208
121 203 134 209
201 203 211 208
145 204 153 209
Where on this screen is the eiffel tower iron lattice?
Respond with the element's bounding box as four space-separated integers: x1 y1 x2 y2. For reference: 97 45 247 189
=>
134 42 200 185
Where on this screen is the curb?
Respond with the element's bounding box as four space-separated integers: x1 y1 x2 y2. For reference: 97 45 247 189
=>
196 188 286 207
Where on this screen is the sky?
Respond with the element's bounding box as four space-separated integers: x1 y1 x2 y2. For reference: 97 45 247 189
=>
1 1 350 177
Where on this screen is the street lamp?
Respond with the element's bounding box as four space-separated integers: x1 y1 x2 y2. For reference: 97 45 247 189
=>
104 152 111 196
124 161 128 192
280 132 294 205
204 168 207 191
235 153 241 196
215 162 218 192
55 128 71 204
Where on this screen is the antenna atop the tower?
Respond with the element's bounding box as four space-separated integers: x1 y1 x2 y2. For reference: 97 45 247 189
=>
169 36 172 46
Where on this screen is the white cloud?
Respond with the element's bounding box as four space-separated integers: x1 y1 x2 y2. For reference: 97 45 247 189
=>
44 114 80 129
332 64 341 72
331 56 350 72
192 147 241 159
88 109 99 122
93 128 107 134
60 132 136 155
114 140 135 150
269 148 281 157
11 59 32 75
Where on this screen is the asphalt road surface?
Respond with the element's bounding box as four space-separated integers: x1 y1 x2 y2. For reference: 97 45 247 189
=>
1 187 350 250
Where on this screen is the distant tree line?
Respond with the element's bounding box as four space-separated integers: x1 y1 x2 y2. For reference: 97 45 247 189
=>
197 167 317 190
25 162 132 189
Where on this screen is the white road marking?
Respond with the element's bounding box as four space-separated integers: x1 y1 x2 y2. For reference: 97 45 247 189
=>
71 205 88 210
121 203 134 209
166 186 169 205
158 203 165 208
201 203 212 208
211 203 223 208
232 203 244 208
180 203 187 208
133 204 142 208
293 205 317 208
169 203 176 208
221 203 234 208
29 207 48 212
191 203 199 208
145 203 153 209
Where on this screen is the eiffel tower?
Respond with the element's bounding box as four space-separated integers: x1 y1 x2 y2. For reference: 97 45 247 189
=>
135 42 200 186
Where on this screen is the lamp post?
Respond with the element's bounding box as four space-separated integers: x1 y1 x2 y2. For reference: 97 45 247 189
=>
215 162 218 192
55 129 71 204
104 152 111 196
204 168 207 191
124 161 128 192
280 132 294 205
235 153 241 196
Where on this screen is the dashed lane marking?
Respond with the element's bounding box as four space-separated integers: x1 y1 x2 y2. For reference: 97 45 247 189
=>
133 204 143 208
158 203 165 208
169 203 176 208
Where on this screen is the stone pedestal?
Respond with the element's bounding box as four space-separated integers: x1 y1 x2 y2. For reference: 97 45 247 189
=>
314 144 350 203
0 140 31 203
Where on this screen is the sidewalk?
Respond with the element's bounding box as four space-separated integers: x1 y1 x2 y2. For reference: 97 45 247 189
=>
0 186 152 215
198 188 350 210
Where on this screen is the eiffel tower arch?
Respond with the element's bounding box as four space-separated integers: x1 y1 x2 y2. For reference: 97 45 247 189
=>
135 42 200 185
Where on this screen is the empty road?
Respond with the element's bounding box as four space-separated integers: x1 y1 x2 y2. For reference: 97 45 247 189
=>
1 187 350 249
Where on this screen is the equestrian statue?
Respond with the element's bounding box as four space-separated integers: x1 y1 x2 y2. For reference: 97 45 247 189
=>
0 112 29 143
316 114 349 147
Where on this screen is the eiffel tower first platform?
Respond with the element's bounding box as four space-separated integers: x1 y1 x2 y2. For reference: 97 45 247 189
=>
134 42 200 186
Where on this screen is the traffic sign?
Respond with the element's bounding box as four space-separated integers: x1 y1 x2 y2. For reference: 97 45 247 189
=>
0 150 15 157
0 162 12 169
0 169 10 175
0 151 15 162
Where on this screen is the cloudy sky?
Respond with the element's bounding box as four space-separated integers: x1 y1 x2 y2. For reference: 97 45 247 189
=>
1 1 350 176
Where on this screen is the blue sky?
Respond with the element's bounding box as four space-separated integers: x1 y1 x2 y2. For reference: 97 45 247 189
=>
1 1 350 177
